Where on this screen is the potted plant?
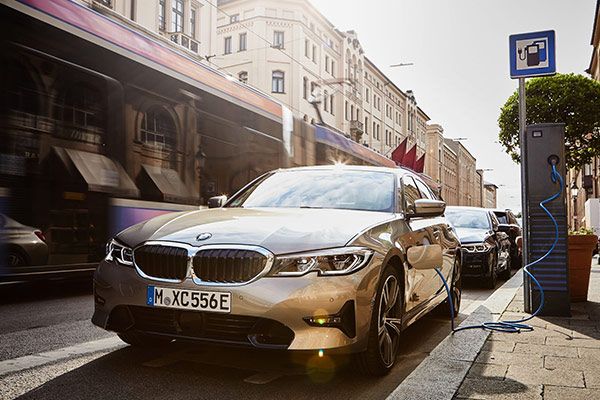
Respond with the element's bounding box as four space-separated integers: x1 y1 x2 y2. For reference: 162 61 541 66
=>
568 227 598 302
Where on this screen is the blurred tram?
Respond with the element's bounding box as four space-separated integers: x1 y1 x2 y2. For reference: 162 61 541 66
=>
0 0 401 280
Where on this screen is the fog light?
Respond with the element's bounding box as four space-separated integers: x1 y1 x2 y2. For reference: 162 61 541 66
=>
303 300 356 338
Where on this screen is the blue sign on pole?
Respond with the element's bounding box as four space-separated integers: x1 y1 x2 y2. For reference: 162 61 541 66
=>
509 30 556 79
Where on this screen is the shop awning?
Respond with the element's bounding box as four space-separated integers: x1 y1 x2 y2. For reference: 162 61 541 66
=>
138 164 196 205
315 126 397 168
51 146 140 198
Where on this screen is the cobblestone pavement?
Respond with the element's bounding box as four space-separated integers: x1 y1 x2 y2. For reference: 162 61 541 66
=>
455 263 600 400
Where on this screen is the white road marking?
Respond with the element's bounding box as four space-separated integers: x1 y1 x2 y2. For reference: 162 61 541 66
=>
0 336 124 376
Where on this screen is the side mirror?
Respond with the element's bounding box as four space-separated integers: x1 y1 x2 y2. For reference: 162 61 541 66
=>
409 199 446 218
407 244 443 271
208 195 228 209
497 224 511 233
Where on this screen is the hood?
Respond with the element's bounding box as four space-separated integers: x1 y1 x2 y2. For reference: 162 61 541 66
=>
454 227 492 244
116 207 395 255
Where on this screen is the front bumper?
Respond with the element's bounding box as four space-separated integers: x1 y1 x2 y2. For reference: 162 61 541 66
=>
460 248 494 278
92 255 382 353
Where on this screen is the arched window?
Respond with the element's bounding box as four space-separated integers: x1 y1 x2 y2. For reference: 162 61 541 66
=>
238 71 248 84
272 71 285 93
61 83 105 144
140 107 176 150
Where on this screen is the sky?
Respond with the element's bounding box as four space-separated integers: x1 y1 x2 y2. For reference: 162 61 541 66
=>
311 0 597 212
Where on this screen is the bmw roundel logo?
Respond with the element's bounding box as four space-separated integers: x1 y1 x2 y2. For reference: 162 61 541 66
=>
196 232 212 241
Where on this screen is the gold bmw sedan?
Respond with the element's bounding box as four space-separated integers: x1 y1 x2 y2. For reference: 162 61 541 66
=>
92 165 461 375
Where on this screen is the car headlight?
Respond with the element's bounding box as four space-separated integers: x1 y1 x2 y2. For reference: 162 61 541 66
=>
463 242 494 253
269 247 373 277
105 239 134 266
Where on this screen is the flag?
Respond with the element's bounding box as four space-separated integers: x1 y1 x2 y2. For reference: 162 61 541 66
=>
391 138 408 166
414 154 425 173
402 145 417 169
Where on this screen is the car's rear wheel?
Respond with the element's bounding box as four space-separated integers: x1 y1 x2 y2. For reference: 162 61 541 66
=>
356 265 403 376
118 331 172 347
499 252 512 280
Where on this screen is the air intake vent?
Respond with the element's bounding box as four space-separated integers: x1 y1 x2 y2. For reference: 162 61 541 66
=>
193 249 267 284
134 245 189 281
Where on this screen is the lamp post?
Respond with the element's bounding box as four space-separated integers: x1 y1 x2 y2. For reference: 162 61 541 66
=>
571 182 579 230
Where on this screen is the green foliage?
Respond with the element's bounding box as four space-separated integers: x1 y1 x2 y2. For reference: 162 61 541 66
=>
569 227 595 236
498 73 600 169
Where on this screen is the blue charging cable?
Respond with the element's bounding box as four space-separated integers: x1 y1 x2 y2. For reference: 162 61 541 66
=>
437 164 563 333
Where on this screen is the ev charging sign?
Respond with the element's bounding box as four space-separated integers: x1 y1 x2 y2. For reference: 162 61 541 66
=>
509 30 556 78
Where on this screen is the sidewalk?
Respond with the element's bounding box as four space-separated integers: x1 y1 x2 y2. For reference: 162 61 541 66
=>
455 263 600 400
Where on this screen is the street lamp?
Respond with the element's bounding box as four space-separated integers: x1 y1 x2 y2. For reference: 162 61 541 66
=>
571 182 579 199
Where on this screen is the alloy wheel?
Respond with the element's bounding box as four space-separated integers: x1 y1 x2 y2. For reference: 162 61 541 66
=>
377 275 401 367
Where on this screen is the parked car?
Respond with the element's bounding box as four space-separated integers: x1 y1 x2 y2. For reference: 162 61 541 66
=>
0 214 49 269
92 166 461 376
492 209 522 268
445 207 511 288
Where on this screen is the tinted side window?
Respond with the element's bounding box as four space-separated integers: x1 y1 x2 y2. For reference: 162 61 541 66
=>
415 178 434 200
402 176 422 213
494 212 508 224
490 212 500 230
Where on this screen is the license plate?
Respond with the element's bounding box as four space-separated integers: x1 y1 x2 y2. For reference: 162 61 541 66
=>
146 286 231 313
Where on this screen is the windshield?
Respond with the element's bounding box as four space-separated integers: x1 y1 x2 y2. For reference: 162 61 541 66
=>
227 169 396 212
445 209 491 230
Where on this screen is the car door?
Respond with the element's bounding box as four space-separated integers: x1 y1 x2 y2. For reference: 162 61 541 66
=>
400 175 449 314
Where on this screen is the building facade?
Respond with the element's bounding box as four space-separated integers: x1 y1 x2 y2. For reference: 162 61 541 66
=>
484 182 498 209
444 138 479 206
214 0 429 159
80 0 217 58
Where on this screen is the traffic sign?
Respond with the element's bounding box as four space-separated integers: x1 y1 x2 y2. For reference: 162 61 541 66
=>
509 30 556 79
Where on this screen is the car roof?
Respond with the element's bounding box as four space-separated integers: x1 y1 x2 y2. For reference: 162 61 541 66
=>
446 206 491 212
274 164 415 177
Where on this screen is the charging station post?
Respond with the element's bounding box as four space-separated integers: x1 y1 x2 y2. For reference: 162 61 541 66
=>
508 31 570 316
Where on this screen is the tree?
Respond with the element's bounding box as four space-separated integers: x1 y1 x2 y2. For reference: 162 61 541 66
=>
498 73 600 169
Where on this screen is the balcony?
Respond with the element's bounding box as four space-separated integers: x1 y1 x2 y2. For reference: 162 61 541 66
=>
168 32 200 55
350 120 364 141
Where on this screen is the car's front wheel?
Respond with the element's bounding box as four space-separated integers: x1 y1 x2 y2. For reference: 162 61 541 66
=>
118 331 172 347
356 265 403 376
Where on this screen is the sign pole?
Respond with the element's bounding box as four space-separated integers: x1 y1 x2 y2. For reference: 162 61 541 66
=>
518 77 532 312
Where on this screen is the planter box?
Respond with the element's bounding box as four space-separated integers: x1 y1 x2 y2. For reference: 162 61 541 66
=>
568 234 598 302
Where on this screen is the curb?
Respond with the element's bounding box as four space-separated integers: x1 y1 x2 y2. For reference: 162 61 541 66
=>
386 271 524 400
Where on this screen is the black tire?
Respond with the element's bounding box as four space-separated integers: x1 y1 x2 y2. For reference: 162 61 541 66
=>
356 265 403 376
484 252 498 289
499 253 511 280
118 331 172 347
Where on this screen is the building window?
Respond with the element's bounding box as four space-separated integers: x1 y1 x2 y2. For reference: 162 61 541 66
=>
330 94 334 115
366 88 370 103
230 14 239 23
238 71 248 84
324 90 329 112
140 107 176 150
239 32 247 51
325 55 329 73
305 39 309 57
171 0 184 32
345 101 349 121
190 8 197 39
350 105 354 120
272 71 285 93
312 45 317 63
303 77 308 99
224 36 232 54
273 31 285 49
331 60 335 76
98 0 112 7
158 0 166 30
373 122 376 138
310 82 317 98
365 117 369 134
